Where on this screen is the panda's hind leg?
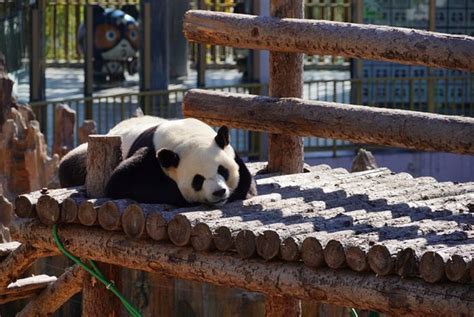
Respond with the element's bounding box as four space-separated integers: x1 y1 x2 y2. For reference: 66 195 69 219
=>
58 143 88 187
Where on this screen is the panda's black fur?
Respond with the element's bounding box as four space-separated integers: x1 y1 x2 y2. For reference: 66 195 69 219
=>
58 118 256 206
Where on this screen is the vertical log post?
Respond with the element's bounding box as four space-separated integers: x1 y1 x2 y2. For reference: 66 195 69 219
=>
83 135 122 316
53 104 76 158
266 0 304 174
266 2 303 314
85 135 122 198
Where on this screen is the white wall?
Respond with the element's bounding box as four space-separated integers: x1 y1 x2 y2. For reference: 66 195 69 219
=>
306 151 474 182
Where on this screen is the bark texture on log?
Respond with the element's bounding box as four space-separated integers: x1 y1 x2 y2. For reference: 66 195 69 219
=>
0 275 56 305
183 10 474 72
10 219 474 317
351 148 378 172
82 262 122 317
84 135 122 316
0 107 59 200
78 120 96 145
265 295 301 317
0 196 13 231
17 265 85 317
267 0 304 174
86 135 122 198
183 90 474 154
0 243 54 288
53 103 76 158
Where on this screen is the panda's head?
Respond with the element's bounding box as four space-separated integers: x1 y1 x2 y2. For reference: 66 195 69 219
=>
156 126 240 206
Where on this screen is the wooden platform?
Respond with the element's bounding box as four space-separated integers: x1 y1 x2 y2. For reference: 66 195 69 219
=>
11 162 473 286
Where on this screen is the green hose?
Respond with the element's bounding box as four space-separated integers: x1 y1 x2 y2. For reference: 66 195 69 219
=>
52 224 142 317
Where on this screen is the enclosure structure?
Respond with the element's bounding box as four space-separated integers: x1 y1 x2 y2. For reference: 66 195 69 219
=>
1 1 474 316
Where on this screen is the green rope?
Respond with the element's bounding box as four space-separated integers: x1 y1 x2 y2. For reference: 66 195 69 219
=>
52 224 142 317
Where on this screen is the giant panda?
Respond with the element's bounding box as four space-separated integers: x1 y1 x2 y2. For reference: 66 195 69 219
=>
59 116 257 207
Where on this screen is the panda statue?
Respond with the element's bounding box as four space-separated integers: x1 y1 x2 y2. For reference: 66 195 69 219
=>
59 116 257 207
77 5 139 83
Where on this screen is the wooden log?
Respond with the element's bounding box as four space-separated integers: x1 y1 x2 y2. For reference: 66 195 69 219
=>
36 187 84 225
53 103 76 158
445 254 471 283
300 237 324 268
183 10 474 72
11 219 473 316
77 198 108 226
351 148 378 172
144 204 176 241
0 275 57 305
420 251 448 283
323 240 347 269
36 194 60 225
82 262 122 317
85 135 122 198
84 135 122 317
174 168 389 253
123 203 173 239
345 245 370 272
98 199 134 231
368 245 395 276
14 190 43 218
395 248 419 278
183 90 474 154
0 243 54 288
266 0 304 174
78 120 96 145
280 236 301 262
0 195 13 226
17 265 85 317
265 295 300 317
61 195 88 223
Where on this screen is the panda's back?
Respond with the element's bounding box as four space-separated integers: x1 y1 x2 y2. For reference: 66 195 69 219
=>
107 116 166 157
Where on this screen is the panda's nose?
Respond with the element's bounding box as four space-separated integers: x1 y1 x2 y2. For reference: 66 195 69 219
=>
213 189 226 197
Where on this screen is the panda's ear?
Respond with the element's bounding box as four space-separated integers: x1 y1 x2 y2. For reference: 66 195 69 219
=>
93 5 105 20
215 126 230 149
157 149 180 168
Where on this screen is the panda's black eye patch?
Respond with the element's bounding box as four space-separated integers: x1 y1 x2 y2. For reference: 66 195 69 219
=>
218 165 229 181
192 174 205 191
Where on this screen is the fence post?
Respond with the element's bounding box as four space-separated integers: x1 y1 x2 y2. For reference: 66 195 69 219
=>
266 0 304 174
29 0 46 131
83 135 122 316
84 4 94 120
140 0 170 114
197 0 206 88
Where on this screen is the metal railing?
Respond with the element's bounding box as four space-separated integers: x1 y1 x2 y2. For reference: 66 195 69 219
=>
30 76 473 158
30 82 265 158
44 0 139 66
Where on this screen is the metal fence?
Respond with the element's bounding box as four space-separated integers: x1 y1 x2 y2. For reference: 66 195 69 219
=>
43 0 353 70
30 82 265 158
44 0 139 66
30 76 473 158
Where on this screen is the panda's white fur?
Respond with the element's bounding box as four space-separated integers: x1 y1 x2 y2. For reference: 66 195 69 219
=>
108 115 165 157
60 116 254 206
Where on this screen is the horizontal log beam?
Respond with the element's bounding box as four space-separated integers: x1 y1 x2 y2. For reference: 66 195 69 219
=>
10 219 474 316
184 10 474 72
17 265 85 317
183 90 474 154
0 243 55 288
0 275 56 305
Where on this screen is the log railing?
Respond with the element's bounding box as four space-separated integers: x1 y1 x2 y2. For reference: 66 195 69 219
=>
183 89 474 154
184 10 474 72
